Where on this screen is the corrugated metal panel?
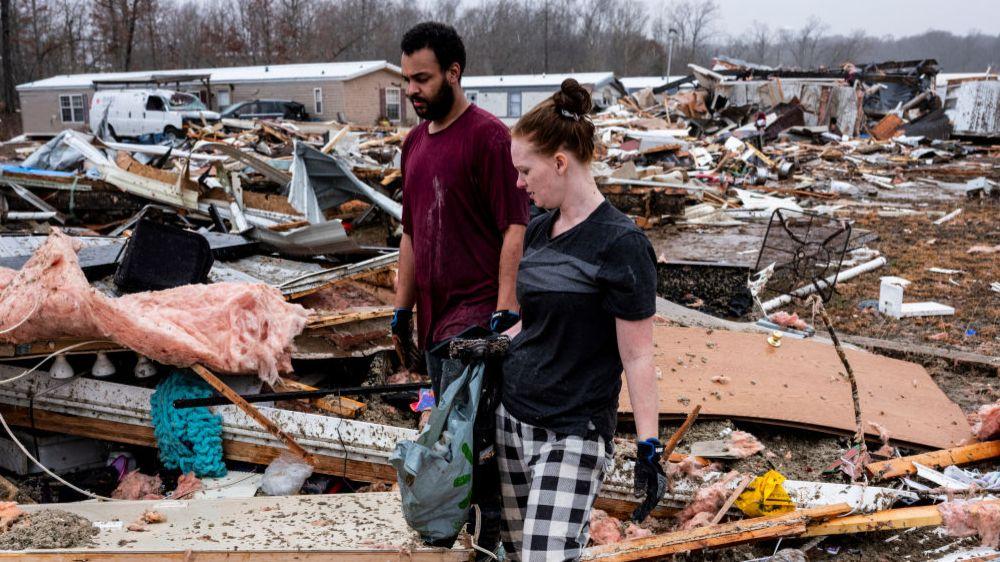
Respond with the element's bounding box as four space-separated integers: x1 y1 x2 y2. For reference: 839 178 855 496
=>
948 80 1000 138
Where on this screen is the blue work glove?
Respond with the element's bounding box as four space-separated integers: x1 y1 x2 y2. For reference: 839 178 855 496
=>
489 310 520 333
631 437 667 522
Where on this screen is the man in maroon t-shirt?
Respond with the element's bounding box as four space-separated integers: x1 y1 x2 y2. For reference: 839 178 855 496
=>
393 22 529 396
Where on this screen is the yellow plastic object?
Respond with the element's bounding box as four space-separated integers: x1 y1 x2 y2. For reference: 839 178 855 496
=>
767 331 783 347
733 469 796 517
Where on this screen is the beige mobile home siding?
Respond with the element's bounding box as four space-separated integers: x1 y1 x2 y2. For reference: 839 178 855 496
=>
19 89 91 134
225 79 335 119
339 68 415 126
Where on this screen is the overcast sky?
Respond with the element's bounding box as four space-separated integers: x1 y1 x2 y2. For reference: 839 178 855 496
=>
641 0 1000 37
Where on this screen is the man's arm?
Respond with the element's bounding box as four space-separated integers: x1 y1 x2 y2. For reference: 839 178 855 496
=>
617 316 658 440
496 224 526 312
394 233 417 310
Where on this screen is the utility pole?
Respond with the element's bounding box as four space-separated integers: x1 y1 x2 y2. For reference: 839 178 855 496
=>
0 0 15 113
543 0 549 74
666 27 678 84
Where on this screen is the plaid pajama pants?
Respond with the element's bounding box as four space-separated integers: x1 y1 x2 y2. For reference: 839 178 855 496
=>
495 403 611 562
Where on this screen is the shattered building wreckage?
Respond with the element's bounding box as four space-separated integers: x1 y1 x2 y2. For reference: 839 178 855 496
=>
0 52 998 561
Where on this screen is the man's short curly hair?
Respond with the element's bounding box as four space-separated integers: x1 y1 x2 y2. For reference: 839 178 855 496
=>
400 22 466 78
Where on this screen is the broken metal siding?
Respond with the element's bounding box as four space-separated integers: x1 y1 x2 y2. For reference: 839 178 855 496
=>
947 80 1000 138
713 80 861 135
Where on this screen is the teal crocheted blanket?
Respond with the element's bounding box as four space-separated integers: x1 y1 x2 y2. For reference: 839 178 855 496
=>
150 370 227 478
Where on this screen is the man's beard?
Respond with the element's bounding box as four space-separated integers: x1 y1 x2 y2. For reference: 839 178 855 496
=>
410 81 455 121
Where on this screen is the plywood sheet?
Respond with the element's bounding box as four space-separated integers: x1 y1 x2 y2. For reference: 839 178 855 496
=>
9 493 465 559
620 325 973 449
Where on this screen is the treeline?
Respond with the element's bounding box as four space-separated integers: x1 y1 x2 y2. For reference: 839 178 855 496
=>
2 0 999 113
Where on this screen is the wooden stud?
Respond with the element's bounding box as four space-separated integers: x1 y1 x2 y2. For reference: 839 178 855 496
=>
709 475 752 525
582 504 850 561
274 377 365 419
866 441 1000 479
0 405 395 483
662 405 701 460
801 504 946 537
190 364 314 464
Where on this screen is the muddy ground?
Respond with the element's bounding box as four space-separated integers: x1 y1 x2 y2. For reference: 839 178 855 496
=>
787 197 999 358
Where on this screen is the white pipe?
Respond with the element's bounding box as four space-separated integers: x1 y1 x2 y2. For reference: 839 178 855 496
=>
761 256 888 312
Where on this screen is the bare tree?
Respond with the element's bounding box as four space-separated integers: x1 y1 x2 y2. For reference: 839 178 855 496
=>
1 0 15 111
666 0 719 68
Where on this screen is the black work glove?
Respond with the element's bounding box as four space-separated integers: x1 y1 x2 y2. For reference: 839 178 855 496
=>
489 310 520 333
631 437 667 523
390 308 421 370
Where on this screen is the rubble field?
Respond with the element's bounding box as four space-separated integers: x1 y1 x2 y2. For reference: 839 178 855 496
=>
0 57 999 560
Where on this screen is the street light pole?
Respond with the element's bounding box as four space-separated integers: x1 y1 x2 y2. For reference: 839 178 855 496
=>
666 27 678 83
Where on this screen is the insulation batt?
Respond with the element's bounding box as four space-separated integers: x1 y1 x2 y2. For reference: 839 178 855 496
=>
112 471 164 500
939 500 1000 547
972 401 1000 441
0 502 22 530
769 311 809 331
727 431 765 458
676 472 739 530
588 509 622 545
0 230 309 383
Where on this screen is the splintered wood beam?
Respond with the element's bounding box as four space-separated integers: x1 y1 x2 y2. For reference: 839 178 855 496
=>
0 405 396 483
190 364 314 464
582 504 851 561
662 405 701 460
801 504 944 537
274 378 365 419
866 441 1000 479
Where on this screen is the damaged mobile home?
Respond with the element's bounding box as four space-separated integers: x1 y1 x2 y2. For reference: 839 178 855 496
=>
0 52 998 561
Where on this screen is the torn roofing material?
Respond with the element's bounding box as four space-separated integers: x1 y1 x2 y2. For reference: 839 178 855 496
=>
287 141 402 223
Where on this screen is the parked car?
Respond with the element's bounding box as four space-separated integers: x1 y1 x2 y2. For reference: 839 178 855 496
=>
219 99 308 121
89 89 220 140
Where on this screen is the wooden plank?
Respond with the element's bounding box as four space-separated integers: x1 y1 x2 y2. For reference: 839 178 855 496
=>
583 504 850 561
841 334 1000 371
0 553 465 561
274 377 365 418
709 475 752 525
620 325 973 449
190 365 314 464
866 441 1000 479
801 504 944 537
0 405 396 483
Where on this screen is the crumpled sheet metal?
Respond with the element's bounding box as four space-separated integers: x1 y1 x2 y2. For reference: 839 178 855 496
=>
0 230 308 383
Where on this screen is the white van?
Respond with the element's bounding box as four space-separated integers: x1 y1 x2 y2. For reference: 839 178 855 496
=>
89 89 220 140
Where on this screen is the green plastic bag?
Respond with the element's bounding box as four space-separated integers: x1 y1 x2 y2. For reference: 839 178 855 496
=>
390 360 484 544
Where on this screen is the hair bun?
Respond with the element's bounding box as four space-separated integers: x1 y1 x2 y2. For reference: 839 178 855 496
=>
553 78 592 117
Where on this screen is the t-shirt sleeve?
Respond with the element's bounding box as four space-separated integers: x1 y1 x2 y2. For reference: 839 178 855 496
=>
597 232 657 320
400 135 413 236
478 126 530 233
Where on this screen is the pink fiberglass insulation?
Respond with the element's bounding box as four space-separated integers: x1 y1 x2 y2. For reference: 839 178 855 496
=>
171 472 203 500
0 232 103 342
112 470 164 500
972 402 1000 441
0 230 308 383
676 472 739 530
727 431 766 459
868 421 895 457
769 311 809 331
0 502 23 530
589 509 623 545
939 500 1000 547
667 456 717 480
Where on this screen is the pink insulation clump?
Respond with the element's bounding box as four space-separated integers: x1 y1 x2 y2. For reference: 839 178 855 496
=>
112 470 164 500
675 472 739 530
769 311 809 331
971 402 1000 441
171 472 203 500
667 456 716 480
0 230 309 383
939 501 1000 547
868 421 895 457
0 502 23 530
589 509 623 545
727 431 765 459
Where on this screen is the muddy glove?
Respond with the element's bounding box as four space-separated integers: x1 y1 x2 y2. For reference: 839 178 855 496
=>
489 310 520 333
631 437 666 523
391 308 421 370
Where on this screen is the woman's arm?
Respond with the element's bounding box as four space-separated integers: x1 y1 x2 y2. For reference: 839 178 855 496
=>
617 316 659 440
